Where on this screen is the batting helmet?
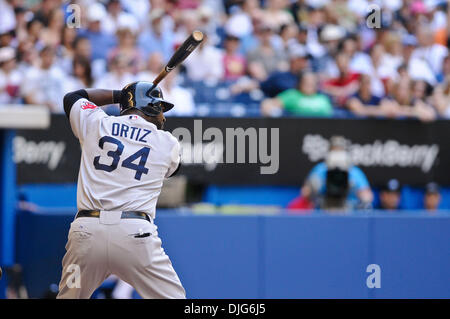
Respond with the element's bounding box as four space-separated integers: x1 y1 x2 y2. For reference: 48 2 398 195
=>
119 81 174 116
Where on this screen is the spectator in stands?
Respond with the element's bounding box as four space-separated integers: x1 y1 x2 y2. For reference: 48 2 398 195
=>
138 9 175 62
137 52 164 82
321 52 360 108
299 136 373 211
424 182 441 212
222 33 246 82
102 0 137 35
25 18 44 48
276 23 299 52
12 6 28 43
346 74 383 117
247 23 288 81
15 39 38 75
58 27 78 73
432 75 450 118
40 8 64 47
378 179 402 211
313 24 346 77
262 0 294 32
261 71 333 117
0 46 22 104
160 68 195 116
94 53 133 90
21 45 67 113
78 3 117 62
107 18 143 75
224 0 261 41
67 55 93 90
260 43 309 97
183 35 224 82
411 26 448 77
380 76 437 121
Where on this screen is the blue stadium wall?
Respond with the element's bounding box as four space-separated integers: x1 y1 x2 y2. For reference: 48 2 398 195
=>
13 210 450 299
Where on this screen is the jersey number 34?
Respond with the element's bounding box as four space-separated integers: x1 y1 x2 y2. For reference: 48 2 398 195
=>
93 136 149 181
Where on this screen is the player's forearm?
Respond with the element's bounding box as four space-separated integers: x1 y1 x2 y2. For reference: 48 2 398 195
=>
84 89 122 106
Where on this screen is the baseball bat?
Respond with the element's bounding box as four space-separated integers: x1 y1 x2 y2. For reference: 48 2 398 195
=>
152 30 204 86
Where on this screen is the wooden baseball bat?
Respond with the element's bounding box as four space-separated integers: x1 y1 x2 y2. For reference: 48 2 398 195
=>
152 30 204 86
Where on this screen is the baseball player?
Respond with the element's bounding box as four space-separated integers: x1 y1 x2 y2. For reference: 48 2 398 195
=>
56 81 186 299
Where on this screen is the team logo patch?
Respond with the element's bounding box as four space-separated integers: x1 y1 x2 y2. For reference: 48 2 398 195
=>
80 101 97 110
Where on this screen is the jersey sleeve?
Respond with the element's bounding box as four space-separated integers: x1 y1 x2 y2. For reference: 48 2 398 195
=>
65 92 106 142
350 166 370 191
165 138 181 178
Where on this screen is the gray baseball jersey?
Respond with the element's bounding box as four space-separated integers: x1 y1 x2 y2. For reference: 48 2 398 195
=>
70 98 180 220
57 93 186 299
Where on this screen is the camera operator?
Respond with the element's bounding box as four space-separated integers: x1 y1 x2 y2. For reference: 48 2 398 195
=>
301 136 373 211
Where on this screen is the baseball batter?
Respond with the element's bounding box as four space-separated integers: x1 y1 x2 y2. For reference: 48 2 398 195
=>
57 81 186 299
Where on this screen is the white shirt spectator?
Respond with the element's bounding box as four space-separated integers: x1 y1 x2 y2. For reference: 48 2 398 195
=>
225 9 253 39
184 45 224 82
93 71 134 91
21 65 67 113
0 0 16 35
408 57 438 85
161 85 195 117
411 44 448 76
102 11 139 35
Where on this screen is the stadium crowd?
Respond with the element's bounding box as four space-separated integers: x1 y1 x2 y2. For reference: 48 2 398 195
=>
0 0 450 120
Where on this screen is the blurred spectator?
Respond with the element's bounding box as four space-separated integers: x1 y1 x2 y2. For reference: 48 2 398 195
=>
321 52 360 107
13 6 30 43
222 33 246 81
378 179 402 210
160 69 195 116
247 23 288 81
424 182 441 212
0 0 16 40
346 74 383 117
58 26 78 73
94 53 133 90
277 23 299 51
432 75 450 118
313 24 346 76
380 76 437 121
183 35 224 82
40 8 65 47
78 3 117 61
137 52 164 82
299 136 373 210
411 26 448 77
0 46 22 104
138 9 175 62
261 71 333 117
260 43 309 97
67 55 93 90
102 0 137 35
25 18 44 48
262 0 294 31
21 45 67 113
108 18 143 75
224 0 262 40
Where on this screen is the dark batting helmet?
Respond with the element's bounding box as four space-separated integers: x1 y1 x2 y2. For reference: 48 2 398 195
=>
119 81 174 116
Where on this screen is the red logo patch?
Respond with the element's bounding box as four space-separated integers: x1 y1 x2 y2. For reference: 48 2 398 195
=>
80 101 97 110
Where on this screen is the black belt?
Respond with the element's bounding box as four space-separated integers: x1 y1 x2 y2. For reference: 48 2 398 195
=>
76 210 151 223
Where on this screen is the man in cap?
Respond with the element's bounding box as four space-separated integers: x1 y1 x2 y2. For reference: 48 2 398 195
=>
424 182 441 211
378 179 402 210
